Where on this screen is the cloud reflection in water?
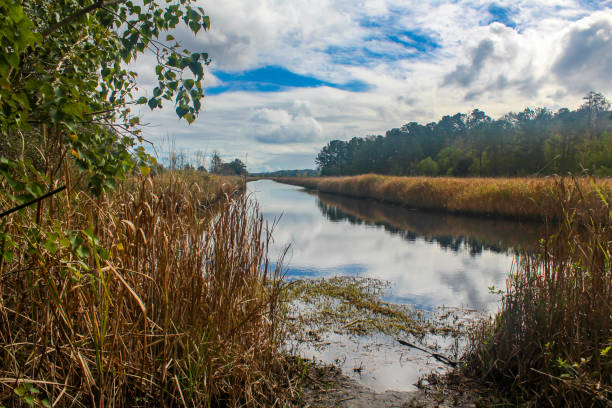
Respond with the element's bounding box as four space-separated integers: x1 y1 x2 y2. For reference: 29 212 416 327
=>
249 180 541 311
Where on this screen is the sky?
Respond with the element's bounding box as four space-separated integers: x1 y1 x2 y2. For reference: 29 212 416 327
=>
131 0 612 172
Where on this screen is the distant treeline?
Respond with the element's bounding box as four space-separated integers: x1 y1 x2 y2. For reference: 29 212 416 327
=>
250 169 319 177
316 92 612 177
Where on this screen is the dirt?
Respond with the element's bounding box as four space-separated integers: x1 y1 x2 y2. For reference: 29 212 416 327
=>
297 363 477 408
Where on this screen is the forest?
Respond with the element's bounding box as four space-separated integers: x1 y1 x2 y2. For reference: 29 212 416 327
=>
316 92 612 177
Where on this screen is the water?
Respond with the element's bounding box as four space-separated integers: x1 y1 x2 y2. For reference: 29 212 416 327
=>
248 180 543 391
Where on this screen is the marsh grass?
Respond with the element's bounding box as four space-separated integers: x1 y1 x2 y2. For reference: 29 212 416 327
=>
0 171 291 407
463 178 611 406
275 175 612 220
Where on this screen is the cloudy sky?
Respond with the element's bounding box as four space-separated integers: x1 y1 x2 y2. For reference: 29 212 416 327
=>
132 0 612 172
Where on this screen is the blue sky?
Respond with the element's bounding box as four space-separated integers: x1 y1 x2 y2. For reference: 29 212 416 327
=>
207 66 372 94
134 0 612 172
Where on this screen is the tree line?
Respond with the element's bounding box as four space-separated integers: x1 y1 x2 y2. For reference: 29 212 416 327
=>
315 92 612 177
249 169 318 177
157 148 247 175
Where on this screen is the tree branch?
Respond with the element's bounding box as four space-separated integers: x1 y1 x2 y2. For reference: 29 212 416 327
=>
41 0 125 38
0 186 66 219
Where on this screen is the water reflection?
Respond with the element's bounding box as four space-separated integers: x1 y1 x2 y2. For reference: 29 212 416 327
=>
249 180 545 392
249 180 542 310
315 192 544 256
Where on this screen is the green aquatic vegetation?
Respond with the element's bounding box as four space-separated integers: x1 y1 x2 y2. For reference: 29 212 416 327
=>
283 276 463 340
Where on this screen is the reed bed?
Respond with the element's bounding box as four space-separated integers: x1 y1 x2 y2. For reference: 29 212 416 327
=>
463 179 611 406
274 175 612 220
0 171 290 407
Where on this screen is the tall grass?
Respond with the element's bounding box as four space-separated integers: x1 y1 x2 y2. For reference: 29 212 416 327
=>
463 179 611 406
275 175 612 220
0 171 289 406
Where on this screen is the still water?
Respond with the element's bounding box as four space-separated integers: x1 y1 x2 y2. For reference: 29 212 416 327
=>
249 180 542 311
248 180 543 391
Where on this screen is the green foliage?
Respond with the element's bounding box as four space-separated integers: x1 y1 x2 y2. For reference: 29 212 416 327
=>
315 93 612 178
209 151 248 175
226 158 247 175
1 0 210 199
414 157 438 176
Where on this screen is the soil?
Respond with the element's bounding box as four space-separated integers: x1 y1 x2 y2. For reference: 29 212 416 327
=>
297 363 477 408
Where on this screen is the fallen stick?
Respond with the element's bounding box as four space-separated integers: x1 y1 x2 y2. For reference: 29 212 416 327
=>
397 339 457 367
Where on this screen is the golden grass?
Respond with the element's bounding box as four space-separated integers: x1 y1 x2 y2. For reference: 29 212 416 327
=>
463 179 611 406
0 171 290 407
275 175 612 220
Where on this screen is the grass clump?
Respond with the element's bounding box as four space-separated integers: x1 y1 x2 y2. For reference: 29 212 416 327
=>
0 171 290 407
275 175 612 220
462 178 611 406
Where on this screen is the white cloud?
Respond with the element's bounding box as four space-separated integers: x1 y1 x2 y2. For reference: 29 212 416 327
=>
130 0 612 171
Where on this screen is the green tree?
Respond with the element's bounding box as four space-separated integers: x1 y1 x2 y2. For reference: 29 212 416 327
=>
1 0 211 199
226 158 247 175
415 157 438 176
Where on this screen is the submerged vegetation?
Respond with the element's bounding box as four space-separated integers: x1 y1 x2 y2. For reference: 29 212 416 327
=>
275 175 612 220
463 179 611 406
283 276 471 356
284 277 426 338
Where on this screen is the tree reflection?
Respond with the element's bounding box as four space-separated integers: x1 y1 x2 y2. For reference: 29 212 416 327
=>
316 192 544 255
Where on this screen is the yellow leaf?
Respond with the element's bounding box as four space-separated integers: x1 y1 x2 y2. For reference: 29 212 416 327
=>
71 149 79 158
69 134 78 141
116 242 124 251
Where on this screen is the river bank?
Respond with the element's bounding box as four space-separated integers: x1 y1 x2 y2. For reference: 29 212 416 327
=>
273 175 612 221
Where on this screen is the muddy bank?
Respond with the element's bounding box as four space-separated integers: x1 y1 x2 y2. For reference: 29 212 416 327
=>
298 362 476 407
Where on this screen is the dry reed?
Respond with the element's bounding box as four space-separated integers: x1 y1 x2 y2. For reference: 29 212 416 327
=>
0 171 290 407
463 178 611 406
275 175 612 220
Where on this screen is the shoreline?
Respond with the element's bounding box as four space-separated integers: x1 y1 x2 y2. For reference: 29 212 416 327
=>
269 175 612 221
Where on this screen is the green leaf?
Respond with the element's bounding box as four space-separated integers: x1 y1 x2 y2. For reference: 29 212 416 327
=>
76 245 90 259
44 240 59 254
175 105 188 118
183 79 195 90
184 112 195 124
